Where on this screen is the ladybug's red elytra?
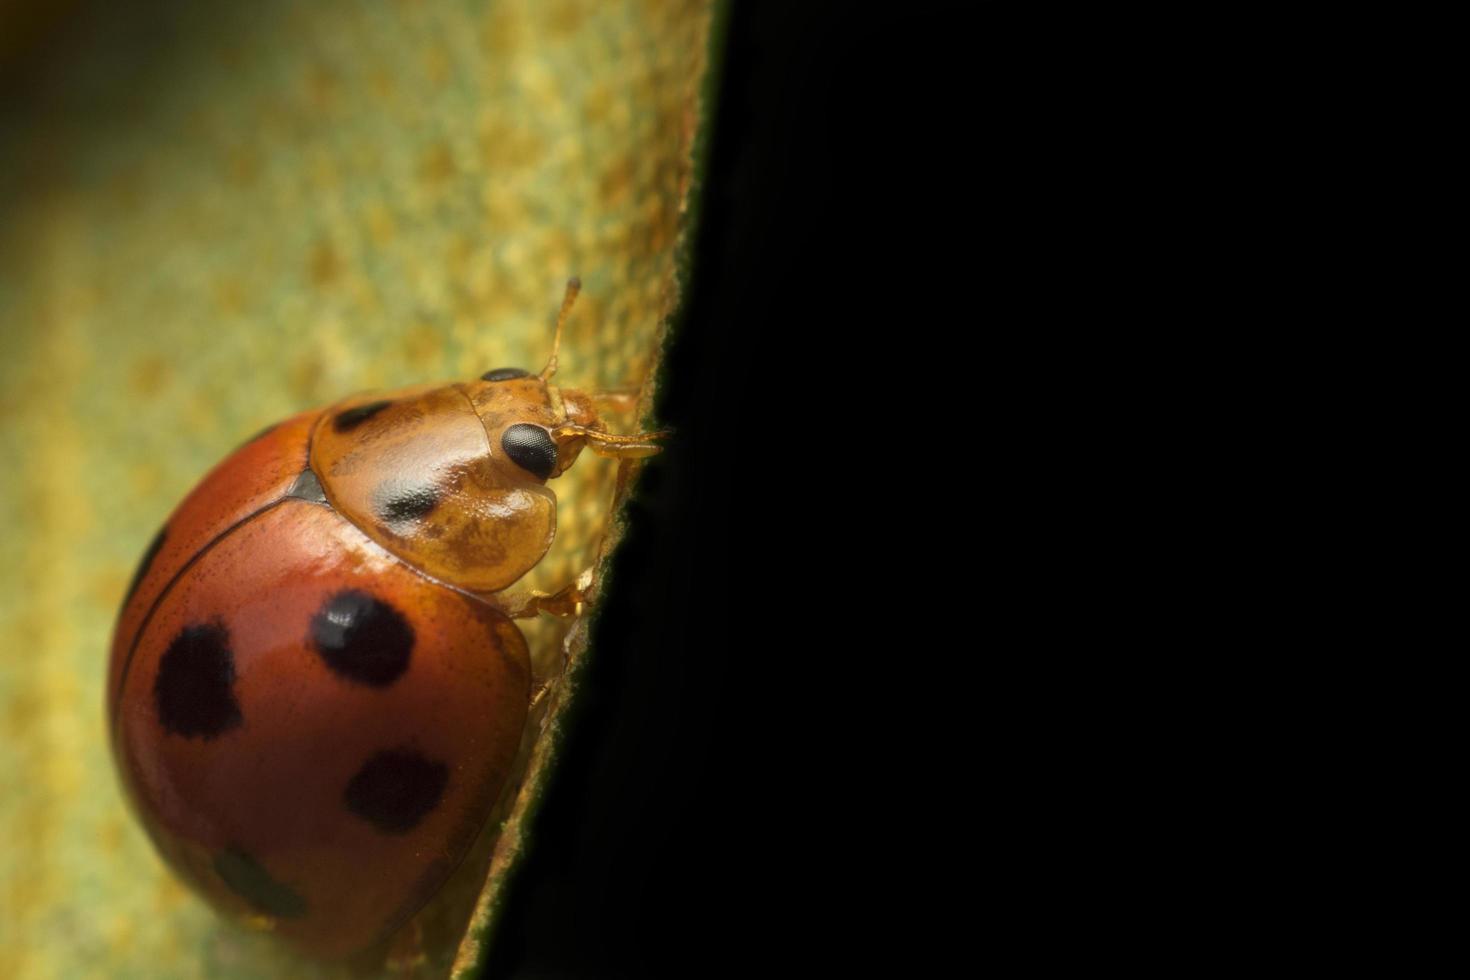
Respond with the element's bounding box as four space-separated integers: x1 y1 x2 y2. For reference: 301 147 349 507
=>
107 279 662 959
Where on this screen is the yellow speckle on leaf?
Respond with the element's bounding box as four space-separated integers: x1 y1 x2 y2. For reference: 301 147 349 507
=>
546 0 585 38
420 142 457 185
290 350 326 401
228 148 261 187
400 321 443 373
366 203 396 246
480 6 525 58
129 356 173 398
128 462 163 498
425 45 450 87
308 241 343 287
91 568 128 611
305 62 339 112
599 159 635 209
214 275 247 315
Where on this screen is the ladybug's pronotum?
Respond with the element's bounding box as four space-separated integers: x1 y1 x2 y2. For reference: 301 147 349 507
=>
107 279 662 958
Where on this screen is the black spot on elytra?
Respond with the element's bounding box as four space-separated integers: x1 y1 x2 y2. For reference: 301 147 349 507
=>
154 621 243 739
286 468 328 505
310 590 414 687
332 400 392 432
213 849 307 919
481 367 530 382
122 525 167 611
501 423 557 480
376 482 441 523
343 748 449 834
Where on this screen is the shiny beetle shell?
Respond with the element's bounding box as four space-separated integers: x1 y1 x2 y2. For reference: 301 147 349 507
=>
107 283 661 958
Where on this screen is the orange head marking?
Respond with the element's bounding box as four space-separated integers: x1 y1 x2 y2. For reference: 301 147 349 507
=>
466 278 666 482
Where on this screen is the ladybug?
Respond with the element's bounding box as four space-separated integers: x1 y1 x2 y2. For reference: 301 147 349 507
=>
107 279 661 959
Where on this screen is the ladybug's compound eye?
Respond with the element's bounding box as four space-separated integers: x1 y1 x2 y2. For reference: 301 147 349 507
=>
501 423 558 480
481 367 530 382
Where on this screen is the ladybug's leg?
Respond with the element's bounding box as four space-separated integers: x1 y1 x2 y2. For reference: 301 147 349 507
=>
587 387 642 414
529 677 556 712
495 568 593 619
516 582 585 618
551 423 666 460
385 915 427 975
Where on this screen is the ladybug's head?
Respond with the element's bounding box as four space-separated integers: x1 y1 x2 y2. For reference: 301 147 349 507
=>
310 280 664 595
461 278 664 486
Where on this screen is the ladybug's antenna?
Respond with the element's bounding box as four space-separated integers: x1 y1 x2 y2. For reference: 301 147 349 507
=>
541 277 581 381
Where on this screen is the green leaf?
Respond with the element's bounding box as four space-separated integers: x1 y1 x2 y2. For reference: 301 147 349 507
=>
0 2 722 976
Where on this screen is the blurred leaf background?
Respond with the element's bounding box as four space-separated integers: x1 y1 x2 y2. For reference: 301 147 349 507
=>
0 1 715 976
